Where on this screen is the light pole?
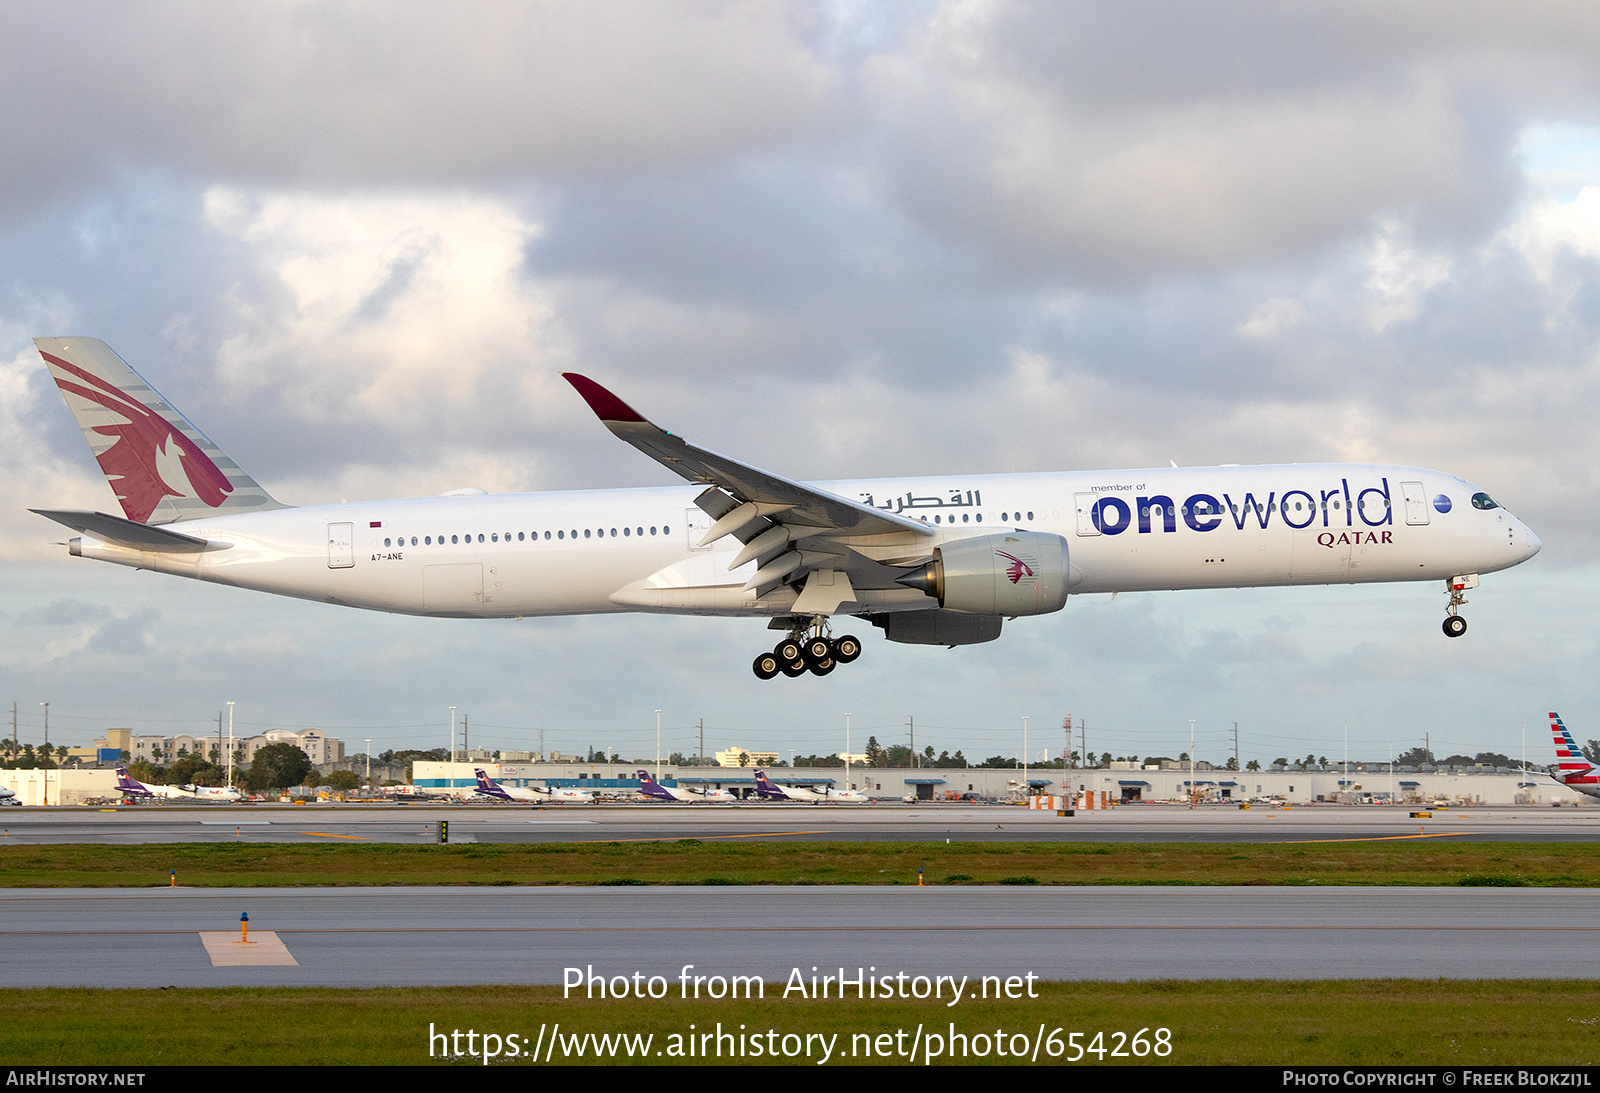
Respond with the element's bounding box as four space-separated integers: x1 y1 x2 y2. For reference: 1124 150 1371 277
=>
845 713 852 790
655 709 662 780
38 702 48 805
365 739 372 785
450 707 457 763
1022 716 1029 801
227 701 235 789
1189 719 1196 810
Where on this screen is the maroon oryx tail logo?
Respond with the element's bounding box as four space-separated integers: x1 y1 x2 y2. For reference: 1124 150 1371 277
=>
996 550 1034 584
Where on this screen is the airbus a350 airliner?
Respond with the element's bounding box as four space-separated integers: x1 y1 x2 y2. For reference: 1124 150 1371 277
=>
30 338 1541 678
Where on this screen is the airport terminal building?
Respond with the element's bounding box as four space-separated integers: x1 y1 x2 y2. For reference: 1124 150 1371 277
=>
410 760 1580 806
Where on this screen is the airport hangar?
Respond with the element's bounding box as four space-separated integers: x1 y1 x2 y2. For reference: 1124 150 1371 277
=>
0 762 1575 808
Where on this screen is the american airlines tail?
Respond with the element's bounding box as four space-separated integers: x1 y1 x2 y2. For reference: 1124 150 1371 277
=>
1549 713 1597 791
35 337 286 525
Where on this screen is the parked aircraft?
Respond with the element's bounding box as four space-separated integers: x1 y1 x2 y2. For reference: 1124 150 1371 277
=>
634 769 696 802
635 768 736 802
114 766 241 802
0 785 16 804
31 338 1541 679
1541 713 1600 800
818 784 868 803
752 769 828 803
474 768 594 804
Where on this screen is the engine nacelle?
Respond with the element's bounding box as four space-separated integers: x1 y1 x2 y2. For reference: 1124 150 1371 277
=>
896 531 1070 616
873 611 1003 646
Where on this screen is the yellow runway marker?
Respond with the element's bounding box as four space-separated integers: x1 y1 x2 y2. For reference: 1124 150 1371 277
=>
1278 832 1469 844
303 831 369 840
582 830 832 843
199 930 298 966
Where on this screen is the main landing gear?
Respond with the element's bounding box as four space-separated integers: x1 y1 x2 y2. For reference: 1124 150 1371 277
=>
1442 573 1478 638
752 619 862 679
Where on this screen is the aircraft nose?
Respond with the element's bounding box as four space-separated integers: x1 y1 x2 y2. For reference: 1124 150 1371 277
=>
1519 520 1542 561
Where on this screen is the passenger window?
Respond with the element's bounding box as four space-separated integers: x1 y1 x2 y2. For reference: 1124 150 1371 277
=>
478 534 485 543
518 532 524 541
610 528 617 537
544 531 551 540
384 538 391 547
623 527 630 536
491 534 498 542
650 527 657 535
558 531 564 539
585 529 591 539
451 535 458 544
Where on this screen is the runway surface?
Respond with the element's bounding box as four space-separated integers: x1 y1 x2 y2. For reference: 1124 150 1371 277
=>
3 886 1596 988
3 802 1599 843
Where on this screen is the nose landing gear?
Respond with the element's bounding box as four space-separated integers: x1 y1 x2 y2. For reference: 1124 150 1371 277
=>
1442 574 1478 638
751 618 862 679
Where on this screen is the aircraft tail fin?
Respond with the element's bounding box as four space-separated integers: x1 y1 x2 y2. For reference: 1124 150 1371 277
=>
35 338 288 525
1549 713 1594 782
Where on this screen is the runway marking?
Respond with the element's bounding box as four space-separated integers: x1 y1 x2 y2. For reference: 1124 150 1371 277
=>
581 830 833 843
10 923 1600 936
525 821 597 825
1277 833 1470 844
303 831 369 840
199 930 298 966
200 821 269 825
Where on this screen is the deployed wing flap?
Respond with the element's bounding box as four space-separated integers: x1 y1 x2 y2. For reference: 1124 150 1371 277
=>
31 509 225 553
562 373 932 541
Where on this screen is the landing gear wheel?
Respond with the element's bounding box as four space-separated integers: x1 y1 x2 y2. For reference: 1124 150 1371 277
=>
805 636 833 662
753 652 780 680
775 639 803 663
779 658 808 678
808 657 836 676
1442 615 1467 638
833 634 862 663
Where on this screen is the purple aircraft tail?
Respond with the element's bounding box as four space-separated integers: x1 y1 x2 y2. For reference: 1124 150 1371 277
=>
114 766 152 796
474 768 513 801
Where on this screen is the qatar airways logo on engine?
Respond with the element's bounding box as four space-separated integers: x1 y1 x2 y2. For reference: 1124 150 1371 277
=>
997 550 1035 585
1087 477 1395 537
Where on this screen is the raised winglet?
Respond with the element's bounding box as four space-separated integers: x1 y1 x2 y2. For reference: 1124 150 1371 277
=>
562 373 648 425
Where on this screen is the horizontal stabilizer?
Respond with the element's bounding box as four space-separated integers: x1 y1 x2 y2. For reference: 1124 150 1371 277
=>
30 509 225 553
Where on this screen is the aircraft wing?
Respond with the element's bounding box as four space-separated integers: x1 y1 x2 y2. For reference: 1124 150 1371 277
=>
563 373 934 605
563 374 932 539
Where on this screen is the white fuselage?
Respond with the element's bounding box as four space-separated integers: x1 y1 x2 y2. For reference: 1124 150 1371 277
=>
66 465 1539 620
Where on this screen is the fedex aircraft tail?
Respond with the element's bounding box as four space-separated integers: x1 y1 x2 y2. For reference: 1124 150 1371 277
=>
35 338 286 525
474 769 509 799
114 766 150 795
752 769 778 792
1550 713 1594 782
636 769 658 787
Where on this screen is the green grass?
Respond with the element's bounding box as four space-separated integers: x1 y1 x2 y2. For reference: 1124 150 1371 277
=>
1 840 1598 888
2 980 1597 1065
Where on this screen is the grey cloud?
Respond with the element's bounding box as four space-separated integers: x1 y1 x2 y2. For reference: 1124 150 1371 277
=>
864 0 1600 277
16 599 113 626
0 1 835 216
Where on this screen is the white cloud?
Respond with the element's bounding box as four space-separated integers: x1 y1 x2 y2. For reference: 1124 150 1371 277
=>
1362 217 1453 332
1236 298 1305 339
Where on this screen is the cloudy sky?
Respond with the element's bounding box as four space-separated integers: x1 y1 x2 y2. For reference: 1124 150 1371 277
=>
5 1 1600 768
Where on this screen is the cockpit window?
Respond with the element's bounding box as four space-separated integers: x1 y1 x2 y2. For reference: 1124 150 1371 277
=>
1471 492 1499 510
